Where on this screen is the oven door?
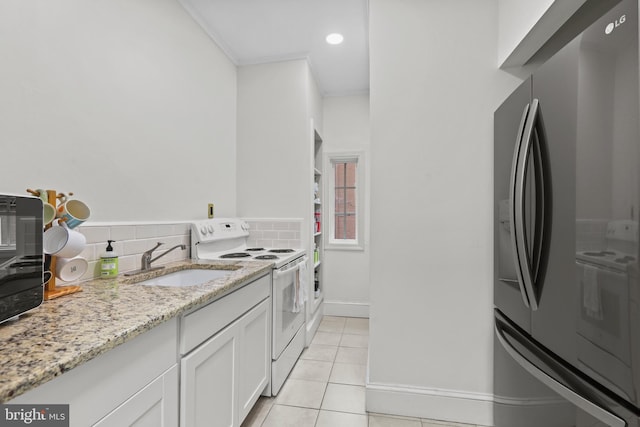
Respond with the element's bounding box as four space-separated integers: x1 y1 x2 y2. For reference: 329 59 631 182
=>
272 256 306 359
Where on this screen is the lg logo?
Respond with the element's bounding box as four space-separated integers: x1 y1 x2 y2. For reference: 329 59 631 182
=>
605 14 626 34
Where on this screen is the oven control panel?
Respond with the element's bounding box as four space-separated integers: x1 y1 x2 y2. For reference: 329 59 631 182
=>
190 219 249 243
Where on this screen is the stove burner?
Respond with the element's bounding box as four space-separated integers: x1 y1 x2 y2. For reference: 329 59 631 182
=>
269 249 295 253
246 248 265 252
255 254 279 260
220 252 251 259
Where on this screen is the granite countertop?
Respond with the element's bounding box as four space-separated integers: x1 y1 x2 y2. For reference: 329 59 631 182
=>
0 259 273 402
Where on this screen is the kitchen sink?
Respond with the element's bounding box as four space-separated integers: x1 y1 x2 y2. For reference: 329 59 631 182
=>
135 268 234 287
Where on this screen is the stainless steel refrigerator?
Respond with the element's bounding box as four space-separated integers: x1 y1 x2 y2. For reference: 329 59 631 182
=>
494 0 640 425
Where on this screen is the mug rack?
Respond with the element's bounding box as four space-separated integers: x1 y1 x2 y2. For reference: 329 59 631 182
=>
27 188 83 300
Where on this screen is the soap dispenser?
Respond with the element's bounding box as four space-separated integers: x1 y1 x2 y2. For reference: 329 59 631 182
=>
100 240 119 278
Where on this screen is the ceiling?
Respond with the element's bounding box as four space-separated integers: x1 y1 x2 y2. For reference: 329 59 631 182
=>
178 0 370 96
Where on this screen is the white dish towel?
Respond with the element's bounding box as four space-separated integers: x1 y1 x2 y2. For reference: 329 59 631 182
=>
292 270 301 313
292 257 309 313
298 257 308 308
582 264 603 320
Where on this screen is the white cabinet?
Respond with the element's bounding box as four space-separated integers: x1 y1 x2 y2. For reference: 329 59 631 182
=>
94 365 178 427
181 319 237 427
8 274 271 427
180 274 271 427
237 299 270 421
10 318 178 427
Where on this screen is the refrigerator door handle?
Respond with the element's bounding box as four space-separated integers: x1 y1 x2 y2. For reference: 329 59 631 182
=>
512 98 549 311
509 102 533 308
495 314 627 427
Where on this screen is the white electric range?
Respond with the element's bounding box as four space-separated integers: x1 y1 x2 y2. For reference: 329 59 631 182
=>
191 219 305 267
575 220 638 399
190 218 308 396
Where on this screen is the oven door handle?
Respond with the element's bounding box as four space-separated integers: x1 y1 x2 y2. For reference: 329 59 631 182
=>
273 256 307 278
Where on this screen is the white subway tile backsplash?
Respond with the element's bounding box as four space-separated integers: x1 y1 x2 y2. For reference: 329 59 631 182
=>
244 218 303 249
250 231 264 239
78 226 110 244
278 231 297 240
273 222 291 231
69 219 298 281
135 225 160 239
69 222 190 280
82 261 100 282
256 239 275 248
78 244 97 261
118 255 138 274
110 226 136 241
122 238 157 256
263 230 279 239
173 223 190 234
256 222 273 230
111 241 125 256
158 224 180 237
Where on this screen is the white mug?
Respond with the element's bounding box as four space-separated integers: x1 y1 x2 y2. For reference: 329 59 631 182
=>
55 256 88 282
43 224 86 258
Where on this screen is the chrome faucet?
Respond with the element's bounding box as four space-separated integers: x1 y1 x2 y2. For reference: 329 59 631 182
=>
141 242 187 270
125 242 187 276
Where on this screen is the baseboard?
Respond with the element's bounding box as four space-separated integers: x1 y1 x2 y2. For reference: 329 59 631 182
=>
366 382 495 426
323 300 369 318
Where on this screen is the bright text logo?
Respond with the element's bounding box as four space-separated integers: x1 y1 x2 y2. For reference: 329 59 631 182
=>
0 405 68 426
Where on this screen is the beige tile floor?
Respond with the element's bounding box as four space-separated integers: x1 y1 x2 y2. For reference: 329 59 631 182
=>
241 316 482 427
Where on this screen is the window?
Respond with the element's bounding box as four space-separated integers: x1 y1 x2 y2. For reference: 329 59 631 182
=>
334 161 357 240
326 152 365 250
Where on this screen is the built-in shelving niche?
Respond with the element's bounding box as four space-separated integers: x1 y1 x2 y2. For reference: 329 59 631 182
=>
312 129 323 316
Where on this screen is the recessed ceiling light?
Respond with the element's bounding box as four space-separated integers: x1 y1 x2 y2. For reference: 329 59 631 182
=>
326 33 344 45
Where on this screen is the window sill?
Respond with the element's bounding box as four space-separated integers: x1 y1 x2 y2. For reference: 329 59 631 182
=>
326 242 364 252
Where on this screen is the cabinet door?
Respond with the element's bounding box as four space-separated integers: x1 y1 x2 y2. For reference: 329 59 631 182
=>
181 322 239 427
93 365 178 427
238 299 271 422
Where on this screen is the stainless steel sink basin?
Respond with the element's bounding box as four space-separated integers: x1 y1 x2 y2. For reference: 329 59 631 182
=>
135 269 233 287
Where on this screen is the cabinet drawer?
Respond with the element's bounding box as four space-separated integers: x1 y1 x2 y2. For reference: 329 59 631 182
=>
180 273 270 355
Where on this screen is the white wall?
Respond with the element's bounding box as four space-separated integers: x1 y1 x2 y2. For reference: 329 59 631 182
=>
0 0 237 221
236 59 323 324
236 60 311 220
322 95 371 316
498 0 554 64
368 0 521 424
307 66 324 136
498 0 594 68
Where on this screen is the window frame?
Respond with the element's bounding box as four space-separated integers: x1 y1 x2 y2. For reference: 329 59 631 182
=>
325 151 365 251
